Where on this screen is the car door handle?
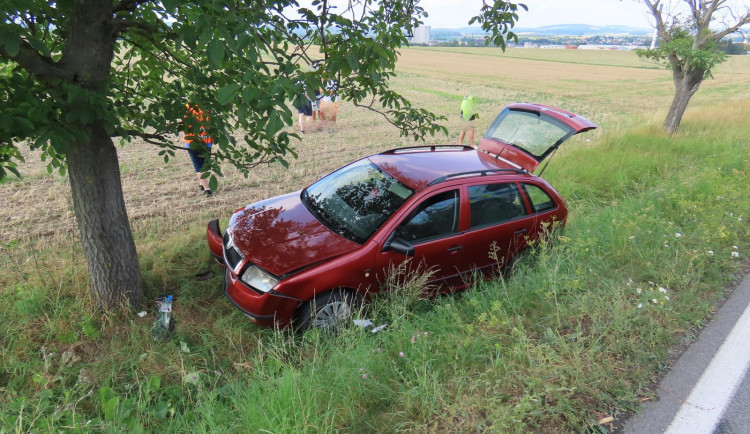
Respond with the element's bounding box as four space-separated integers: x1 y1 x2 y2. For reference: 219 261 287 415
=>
446 245 463 253
514 229 528 236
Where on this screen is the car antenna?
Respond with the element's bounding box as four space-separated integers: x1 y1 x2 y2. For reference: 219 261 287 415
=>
537 146 559 178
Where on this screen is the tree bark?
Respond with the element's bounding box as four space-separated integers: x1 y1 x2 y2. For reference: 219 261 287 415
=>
62 0 144 306
663 68 705 134
67 125 144 306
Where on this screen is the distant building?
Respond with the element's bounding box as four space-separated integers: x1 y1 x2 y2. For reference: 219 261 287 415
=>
411 26 431 45
578 44 639 51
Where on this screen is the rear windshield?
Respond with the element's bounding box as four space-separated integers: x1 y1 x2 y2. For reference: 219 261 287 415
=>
484 110 570 158
302 159 414 243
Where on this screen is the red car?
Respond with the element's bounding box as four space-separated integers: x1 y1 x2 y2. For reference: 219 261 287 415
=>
207 103 596 331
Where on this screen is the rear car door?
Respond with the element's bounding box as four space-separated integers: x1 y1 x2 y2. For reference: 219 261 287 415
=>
461 182 536 278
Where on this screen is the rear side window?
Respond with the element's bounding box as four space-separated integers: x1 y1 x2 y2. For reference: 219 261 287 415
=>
523 184 556 213
397 190 459 243
468 183 527 228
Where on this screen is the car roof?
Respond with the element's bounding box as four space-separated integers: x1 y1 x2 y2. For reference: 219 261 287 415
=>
368 145 527 192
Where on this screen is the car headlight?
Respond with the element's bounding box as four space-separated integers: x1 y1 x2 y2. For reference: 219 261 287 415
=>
240 265 279 293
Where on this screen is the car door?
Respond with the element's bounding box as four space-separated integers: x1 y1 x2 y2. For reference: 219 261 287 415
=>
461 182 535 279
520 182 566 242
375 189 468 292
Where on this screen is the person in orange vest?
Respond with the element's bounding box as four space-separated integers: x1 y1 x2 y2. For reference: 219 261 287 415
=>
184 103 214 196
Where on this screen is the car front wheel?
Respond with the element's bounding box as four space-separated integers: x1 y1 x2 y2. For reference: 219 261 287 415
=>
296 289 361 333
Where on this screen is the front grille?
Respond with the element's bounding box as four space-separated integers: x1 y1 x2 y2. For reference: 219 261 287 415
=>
222 231 244 271
225 247 243 270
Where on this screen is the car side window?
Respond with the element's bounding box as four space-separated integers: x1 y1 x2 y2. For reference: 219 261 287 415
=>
397 190 459 243
523 183 557 213
468 183 527 228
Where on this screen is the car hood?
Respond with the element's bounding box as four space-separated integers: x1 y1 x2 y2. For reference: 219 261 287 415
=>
480 103 597 173
226 191 360 276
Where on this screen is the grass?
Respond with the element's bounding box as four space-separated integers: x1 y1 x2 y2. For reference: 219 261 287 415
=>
1 48 750 432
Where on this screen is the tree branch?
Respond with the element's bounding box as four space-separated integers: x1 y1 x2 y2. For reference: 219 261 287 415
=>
710 10 750 42
241 155 276 170
113 17 163 35
644 0 671 42
119 130 176 147
118 35 182 76
20 13 38 36
0 37 74 83
114 0 155 13
352 101 401 129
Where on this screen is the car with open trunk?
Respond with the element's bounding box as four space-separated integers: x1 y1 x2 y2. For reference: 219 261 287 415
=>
206 103 596 331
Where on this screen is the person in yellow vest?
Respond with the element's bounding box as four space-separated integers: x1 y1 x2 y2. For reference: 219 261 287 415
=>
459 95 479 147
184 103 214 196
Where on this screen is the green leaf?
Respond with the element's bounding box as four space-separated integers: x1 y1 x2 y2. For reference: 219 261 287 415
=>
1 33 21 57
102 397 119 421
208 175 218 192
207 39 225 69
346 52 359 71
267 112 283 136
26 35 51 57
13 117 34 131
217 83 241 104
149 376 161 391
162 0 179 11
6 166 21 178
151 401 169 419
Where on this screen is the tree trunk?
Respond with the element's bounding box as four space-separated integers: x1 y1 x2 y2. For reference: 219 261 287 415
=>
62 0 143 307
663 68 705 134
67 124 143 307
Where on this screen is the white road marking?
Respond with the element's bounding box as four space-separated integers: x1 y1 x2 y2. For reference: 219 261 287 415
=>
665 301 750 433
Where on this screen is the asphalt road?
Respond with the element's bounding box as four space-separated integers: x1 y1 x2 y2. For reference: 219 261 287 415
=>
623 271 750 434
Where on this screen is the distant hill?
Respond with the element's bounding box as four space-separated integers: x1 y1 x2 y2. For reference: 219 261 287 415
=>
432 24 651 37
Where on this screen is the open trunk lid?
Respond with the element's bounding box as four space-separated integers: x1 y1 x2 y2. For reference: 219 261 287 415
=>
479 103 597 173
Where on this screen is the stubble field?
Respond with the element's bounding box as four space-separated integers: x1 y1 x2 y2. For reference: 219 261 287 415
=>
3 48 749 253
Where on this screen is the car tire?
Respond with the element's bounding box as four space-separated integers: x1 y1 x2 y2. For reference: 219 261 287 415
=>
295 289 362 333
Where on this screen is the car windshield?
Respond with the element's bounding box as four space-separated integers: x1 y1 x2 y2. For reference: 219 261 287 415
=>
484 110 571 158
302 159 414 244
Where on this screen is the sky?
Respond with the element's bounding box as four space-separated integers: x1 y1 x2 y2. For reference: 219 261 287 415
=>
417 0 750 29
420 0 655 29
292 1 750 31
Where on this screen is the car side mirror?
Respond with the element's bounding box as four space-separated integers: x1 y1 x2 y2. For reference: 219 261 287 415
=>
387 237 415 256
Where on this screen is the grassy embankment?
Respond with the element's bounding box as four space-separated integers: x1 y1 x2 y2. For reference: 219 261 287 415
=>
1 48 749 432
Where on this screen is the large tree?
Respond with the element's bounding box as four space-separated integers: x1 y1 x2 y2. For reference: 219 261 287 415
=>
637 0 750 133
0 1 526 307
